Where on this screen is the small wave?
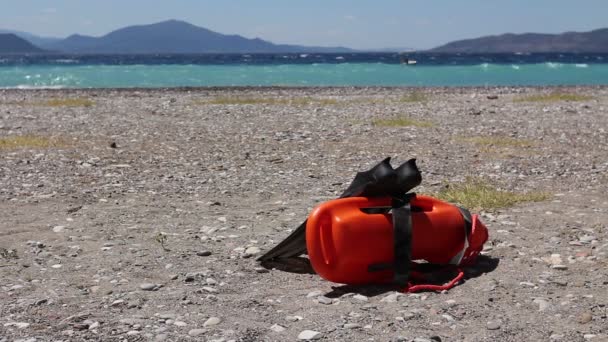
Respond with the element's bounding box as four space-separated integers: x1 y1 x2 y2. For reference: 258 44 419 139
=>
299 54 309 58
335 56 345 60
480 63 490 69
54 59 79 64
546 62 563 68
575 63 589 68
0 85 68 90
511 65 521 70
24 74 42 79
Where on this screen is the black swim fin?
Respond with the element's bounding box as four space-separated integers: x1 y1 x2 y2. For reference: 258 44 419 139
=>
257 158 422 262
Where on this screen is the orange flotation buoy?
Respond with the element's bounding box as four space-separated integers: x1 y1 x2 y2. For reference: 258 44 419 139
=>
257 157 490 293
305 194 488 292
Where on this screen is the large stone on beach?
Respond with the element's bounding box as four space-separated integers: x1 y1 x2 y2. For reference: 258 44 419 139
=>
203 317 221 327
140 283 160 291
298 330 322 340
188 328 206 336
270 324 286 332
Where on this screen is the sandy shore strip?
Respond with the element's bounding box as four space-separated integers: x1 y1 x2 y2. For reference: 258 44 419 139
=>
1 86 607 341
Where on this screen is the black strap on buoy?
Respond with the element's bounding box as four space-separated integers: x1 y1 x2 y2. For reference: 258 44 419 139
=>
449 207 473 265
391 196 413 287
366 194 414 287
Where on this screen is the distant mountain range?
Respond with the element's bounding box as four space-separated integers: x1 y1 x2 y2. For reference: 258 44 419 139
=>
429 28 608 53
1 20 608 55
0 29 61 48
0 20 353 54
0 34 46 54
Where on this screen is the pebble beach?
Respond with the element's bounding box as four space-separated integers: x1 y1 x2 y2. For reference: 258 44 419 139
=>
1 86 608 341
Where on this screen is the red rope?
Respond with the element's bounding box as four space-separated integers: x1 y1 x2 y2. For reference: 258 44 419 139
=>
403 268 464 293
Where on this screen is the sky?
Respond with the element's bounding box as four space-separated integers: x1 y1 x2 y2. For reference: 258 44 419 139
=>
1 0 607 50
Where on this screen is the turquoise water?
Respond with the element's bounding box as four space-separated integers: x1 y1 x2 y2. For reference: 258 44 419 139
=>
1 62 608 88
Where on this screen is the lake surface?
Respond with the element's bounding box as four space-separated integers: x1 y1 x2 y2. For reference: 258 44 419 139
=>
1 53 607 88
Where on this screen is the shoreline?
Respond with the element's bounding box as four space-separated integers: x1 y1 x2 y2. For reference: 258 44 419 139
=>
2 84 608 93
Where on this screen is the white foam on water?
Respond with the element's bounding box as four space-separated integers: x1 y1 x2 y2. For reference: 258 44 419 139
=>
53 75 75 82
54 59 79 64
575 63 589 68
511 65 521 70
546 62 562 68
0 85 68 90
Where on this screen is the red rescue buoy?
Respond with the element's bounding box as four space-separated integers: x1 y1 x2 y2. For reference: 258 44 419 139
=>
306 195 488 291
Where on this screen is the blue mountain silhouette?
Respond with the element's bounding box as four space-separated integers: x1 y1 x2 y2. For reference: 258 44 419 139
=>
49 20 353 54
0 33 46 53
430 28 608 53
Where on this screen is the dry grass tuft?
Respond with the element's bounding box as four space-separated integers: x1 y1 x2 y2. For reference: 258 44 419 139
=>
436 178 550 210
459 136 534 149
515 93 593 103
372 116 434 128
0 135 68 149
42 98 95 107
199 96 338 106
1 98 95 107
398 92 428 103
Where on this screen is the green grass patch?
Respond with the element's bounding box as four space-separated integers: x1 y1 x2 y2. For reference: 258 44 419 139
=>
459 136 534 149
373 116 434 128
515 92 593 103
436 178 550 210
1 98 95 107
42 98 95 107
200 96 338 106
0 135 68 149
398 92 428 103
154 232 170 251
344 93 427 105
0 247 18 260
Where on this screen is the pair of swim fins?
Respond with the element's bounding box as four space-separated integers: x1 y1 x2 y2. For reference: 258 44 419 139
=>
258 157 422 262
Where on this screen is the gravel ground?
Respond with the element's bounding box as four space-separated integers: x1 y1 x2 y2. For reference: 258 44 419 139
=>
1 86 607 342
